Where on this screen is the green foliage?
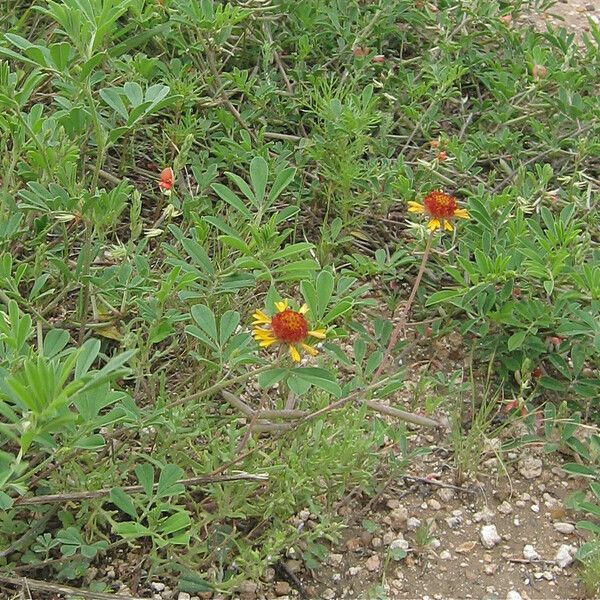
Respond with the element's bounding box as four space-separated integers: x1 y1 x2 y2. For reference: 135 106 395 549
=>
0 0 598 593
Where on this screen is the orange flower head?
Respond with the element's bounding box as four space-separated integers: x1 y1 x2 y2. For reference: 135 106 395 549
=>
423 190 458 219
159 167 174 192
252 300 326 362
271 309 308 343
407 189 470 232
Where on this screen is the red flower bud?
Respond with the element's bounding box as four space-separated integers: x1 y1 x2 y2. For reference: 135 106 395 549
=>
532 64 547 79
158 167 174 191
353 46 370 58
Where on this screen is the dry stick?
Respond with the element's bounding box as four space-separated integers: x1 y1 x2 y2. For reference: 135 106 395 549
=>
403 475 476 494
508 557 557 565
0 576 145 600
13 472 268 506
221 390 307 420
0 507 58 559
254 421 293 432
235 389 269 455
167 364 273 410
302 377 440 429
373 230 435 382
365 400 440 427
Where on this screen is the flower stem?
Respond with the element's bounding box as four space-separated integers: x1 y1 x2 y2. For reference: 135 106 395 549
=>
373 229 435 381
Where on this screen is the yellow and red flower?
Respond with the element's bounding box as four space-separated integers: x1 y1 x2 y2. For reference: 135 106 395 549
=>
407 190 469 232
158 167 174 192
252 300 326 362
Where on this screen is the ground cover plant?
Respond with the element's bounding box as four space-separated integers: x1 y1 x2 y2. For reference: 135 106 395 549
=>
0 0 598 597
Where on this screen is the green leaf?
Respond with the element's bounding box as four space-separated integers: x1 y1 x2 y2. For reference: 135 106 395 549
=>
425 289 463 306
287 373 312 395
181 237 214 275
362 519 381 533
365 350 383 377
43 329 70 358
226 172 255 204
389 546 407 561
191 304 218 343
219 311 240 346
507 330 527 351
316 270 334 319
538 376 566 391
576 540 600 560
0 491 14 509
135 464 155 498
211 183 252 219
99 88 128 119
562 463 597 478
293 367 341 397
75 338 101 378
115 521 151 538
300 280 318 317
219 235 251 254
81 349 137 392
571 344 586 377
179 573 213 593
74 434 105 450
268 166 296 204
185 326 218 350
79 52 106 81
257 368 288 388
322 299 353 324
160 511 191 535
544 402 556 438
110 488 137 519
157 464 185 498
250 156 268 202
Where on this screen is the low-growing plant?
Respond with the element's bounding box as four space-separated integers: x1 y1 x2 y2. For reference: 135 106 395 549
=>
0 0 598 595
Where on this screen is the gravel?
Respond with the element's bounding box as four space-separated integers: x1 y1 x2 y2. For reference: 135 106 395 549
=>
480 524 502 548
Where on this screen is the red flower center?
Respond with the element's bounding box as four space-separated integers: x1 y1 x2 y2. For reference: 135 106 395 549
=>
423 191 457 219
271 309 308 343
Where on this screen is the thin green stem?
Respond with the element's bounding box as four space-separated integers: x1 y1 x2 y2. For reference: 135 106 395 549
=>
373 230 435 381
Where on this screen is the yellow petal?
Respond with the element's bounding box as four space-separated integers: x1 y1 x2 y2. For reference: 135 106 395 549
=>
444 220 453 231
252 327 274 340
275 300 289 312
427 219 441 231
289 344 301 362
454 208 470 219
252 310 271 325
299 304 309 315
308 329 327 339
259 338 277 347
301 343 319 356
407 201 426 213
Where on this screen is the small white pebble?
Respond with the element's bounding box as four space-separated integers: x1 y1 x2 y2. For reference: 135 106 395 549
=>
553 522 575 535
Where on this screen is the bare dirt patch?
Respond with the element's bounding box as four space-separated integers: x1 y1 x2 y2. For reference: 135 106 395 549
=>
521 0 599 40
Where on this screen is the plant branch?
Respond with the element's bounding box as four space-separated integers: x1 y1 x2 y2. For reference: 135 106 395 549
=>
374 230 435 381
13 472 268 506
0 576 145 600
